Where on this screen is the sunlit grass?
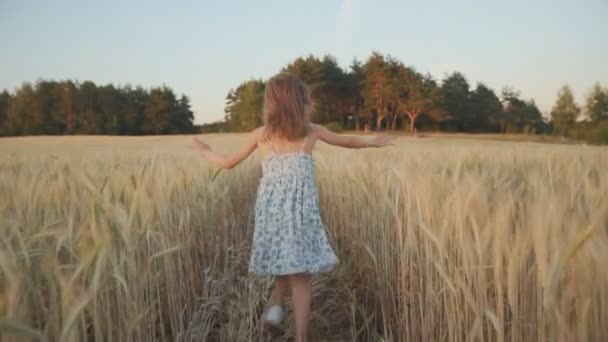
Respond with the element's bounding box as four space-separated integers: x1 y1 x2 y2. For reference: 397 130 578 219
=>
0 134 607 341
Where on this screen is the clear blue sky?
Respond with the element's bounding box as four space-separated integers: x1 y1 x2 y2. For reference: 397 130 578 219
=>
1 0 606 124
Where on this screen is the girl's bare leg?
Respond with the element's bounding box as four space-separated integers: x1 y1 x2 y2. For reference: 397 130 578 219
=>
270 275 288 306
288 273 312 342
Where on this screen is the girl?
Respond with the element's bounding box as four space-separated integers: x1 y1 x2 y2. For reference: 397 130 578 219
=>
191 72 394 342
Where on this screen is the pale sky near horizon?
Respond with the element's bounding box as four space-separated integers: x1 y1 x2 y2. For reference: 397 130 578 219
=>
1 0 606 124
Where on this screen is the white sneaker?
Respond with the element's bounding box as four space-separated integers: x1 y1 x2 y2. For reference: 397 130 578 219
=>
264 305 284 327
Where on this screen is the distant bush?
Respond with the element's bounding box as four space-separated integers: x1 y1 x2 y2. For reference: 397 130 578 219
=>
565 120 608 145
197 121 227 133
504 123 521 134
324 122 343 133
588 121 608 145
567 122 591 141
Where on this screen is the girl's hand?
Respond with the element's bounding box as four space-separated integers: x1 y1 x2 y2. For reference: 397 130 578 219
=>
191 137 211 152
191 128 260 169
371 134 396 147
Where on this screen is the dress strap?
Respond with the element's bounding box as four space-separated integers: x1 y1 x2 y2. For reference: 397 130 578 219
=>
300 135 308 152
267 139 277 154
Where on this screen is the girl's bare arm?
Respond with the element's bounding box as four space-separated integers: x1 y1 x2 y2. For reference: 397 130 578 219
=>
192 127 261 169
312 123 395 148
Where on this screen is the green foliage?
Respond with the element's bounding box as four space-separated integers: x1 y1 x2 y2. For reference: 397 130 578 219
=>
570 120 608 145
224 79 265 132
585 83 608 122
551 85 580 135
0 90 10 135
360 52 391 128
284 55 351 124
323 121 343 133
143 87 192 134
197 121 227 133
590 121 608 144
440 72 472 131
504 122 522 134
384 57 445 132
560 119 608 145
501 89 546 134
469 83 502 132
0 80 193 136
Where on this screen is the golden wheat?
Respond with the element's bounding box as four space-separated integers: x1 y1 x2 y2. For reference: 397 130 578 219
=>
0 135 607 341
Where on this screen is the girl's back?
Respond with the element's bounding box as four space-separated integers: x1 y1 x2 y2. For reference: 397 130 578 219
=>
259 134 314 181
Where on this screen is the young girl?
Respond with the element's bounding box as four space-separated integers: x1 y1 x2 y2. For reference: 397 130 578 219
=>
191 72 394 342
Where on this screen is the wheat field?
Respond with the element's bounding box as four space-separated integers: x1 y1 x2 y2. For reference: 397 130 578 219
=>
0 134 607 342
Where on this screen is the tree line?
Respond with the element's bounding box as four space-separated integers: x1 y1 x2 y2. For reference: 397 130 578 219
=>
2 54 606 143
221 53 608 143
0 80 194 136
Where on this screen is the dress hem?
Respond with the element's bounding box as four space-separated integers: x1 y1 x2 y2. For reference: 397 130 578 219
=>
248 262 338 276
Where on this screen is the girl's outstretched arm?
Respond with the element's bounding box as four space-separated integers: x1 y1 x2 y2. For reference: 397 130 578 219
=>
312 123 395 148
191 127 261 169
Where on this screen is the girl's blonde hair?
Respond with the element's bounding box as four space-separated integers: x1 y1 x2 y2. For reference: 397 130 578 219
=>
263 72 312 140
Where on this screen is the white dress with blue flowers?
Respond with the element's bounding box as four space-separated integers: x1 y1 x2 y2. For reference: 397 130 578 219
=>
249 136 338 275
